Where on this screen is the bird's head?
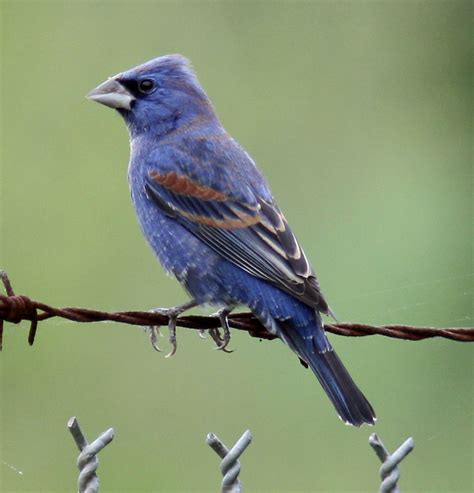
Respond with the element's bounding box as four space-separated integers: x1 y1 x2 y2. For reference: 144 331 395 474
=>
87 54 215 137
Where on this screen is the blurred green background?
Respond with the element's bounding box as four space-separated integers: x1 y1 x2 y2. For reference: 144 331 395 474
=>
1 1 472 492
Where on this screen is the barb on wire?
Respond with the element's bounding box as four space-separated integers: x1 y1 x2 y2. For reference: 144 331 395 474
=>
207 430 253 493
369 433 414 493
67 417 114 493
0 270 473 350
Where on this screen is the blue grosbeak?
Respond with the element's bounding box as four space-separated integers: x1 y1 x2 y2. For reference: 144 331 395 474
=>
88 55 375 426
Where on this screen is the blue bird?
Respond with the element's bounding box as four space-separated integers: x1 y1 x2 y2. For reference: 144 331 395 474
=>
88 55 375 426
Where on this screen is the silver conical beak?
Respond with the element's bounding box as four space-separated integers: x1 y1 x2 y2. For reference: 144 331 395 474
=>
87 77 134 110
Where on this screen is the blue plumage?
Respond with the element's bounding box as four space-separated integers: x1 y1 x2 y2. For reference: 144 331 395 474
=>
88 54 375 426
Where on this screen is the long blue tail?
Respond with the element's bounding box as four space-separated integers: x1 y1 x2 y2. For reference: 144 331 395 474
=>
279 315 376 426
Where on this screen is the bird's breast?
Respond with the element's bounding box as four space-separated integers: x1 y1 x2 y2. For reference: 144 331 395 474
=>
128 164 227 299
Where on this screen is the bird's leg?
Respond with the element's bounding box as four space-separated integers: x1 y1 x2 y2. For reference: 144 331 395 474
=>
210 306 234 351
148 299 199 357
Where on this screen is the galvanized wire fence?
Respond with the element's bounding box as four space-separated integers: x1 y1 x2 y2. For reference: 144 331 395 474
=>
67 418 414 492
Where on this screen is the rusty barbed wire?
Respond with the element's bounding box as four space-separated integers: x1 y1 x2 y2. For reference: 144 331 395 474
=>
0 270 473 350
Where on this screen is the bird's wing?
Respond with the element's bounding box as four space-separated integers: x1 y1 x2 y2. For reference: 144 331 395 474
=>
144 153 330 314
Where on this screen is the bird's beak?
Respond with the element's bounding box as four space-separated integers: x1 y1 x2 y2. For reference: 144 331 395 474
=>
87 77 134 110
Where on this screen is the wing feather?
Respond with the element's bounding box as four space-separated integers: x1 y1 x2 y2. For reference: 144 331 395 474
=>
145 168 330 313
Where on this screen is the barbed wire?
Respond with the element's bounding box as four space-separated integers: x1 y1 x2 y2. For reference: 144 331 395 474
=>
0 271 473 350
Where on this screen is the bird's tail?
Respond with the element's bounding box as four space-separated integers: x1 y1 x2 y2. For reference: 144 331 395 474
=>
279 315 376 426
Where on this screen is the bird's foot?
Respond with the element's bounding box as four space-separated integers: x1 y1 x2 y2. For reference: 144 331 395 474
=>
209 307 234 352
147 300 198 357
145 324 162 352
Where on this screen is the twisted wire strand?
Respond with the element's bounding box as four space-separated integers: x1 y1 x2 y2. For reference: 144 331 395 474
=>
369 433 414 493
0 271 473 350
220 431 253 490
207 430 253 493
67 417 114 493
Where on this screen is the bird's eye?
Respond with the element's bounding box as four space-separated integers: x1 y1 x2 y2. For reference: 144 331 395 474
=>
138 79 156 94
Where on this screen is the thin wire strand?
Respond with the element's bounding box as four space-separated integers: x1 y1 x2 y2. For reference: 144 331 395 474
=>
0 271 473 350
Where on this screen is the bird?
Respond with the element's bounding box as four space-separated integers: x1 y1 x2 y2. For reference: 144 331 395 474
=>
87 54 376 426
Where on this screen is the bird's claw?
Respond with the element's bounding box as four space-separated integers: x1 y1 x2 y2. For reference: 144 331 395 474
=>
147 325 162 352
213 329 232 351
211 308 233 353
146 301 231 355
164 315 178 358
146 300 198 356
201 328 232 352
210 308 234 352
208 328 220 343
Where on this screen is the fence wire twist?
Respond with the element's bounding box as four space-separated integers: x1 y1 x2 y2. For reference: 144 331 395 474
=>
369 433 414 493
67 417 114 493
64 422 414 492
207 430 253 493
1 271 472 351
